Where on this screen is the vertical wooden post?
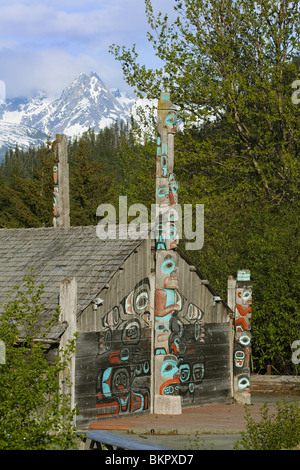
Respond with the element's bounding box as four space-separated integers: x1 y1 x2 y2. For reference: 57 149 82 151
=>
0 339 5 365
153 92 182 414
53 134 70 228
59 277 77 414
227 275 236 398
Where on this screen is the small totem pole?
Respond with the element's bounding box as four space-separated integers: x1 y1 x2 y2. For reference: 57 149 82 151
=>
52 134 70 229
229 270 252 404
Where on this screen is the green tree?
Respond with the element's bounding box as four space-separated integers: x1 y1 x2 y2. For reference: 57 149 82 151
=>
70 139 115 226
111 0 300 203
0 131 118 229
0 144 55 228
0 272 78 450
111 0 300 374
115 124 156 209
243 205 300 374
0 145 42 184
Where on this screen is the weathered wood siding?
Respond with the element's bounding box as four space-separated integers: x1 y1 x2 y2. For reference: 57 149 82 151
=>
75 238 153 428
175 255 233 407
75 239 233 428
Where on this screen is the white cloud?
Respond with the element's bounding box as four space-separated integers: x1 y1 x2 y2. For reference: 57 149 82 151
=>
0 0 175 98
0 81 6 105
0 48 117 99
0 1 148 39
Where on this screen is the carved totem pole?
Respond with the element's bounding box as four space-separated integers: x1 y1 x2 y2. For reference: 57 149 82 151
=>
153 92 182 414
228 270 252 404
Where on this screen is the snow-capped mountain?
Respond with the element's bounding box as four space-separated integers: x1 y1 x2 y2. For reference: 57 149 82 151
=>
0 122 48 157
0 72 137 160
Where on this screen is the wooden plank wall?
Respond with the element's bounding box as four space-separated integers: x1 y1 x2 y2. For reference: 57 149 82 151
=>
75 239 233 427
75 238 153 428
166 255 233 407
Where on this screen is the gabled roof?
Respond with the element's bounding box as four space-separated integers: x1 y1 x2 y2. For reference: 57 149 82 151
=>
0 226 143 340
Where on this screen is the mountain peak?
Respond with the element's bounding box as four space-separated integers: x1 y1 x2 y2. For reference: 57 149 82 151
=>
51 72 133 136
0 72 137 158
69 71 106 89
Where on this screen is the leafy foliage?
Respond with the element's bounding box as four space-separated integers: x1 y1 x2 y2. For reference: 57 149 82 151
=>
0 144 55 228
235 399 300 450
0 271 78 450
111 0 300 203
69 138 115 226
110 0 300 375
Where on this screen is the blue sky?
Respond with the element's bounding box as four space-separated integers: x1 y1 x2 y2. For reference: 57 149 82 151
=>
0 0 175 99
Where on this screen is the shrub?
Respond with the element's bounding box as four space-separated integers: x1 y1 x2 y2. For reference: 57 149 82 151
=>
235 399 300 450
0 271 78 450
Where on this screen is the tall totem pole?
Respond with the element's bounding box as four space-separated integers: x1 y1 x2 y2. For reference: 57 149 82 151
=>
153 92 182 414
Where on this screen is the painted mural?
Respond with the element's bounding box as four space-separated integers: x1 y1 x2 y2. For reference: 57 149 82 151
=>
95 278 152 418
234 271 252 395
154 283 206 398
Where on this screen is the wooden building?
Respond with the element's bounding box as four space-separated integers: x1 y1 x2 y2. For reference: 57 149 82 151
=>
0 225 234 428
0 95 251 429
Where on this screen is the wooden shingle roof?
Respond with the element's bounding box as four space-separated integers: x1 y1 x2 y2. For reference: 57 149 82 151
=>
0 226 143 339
